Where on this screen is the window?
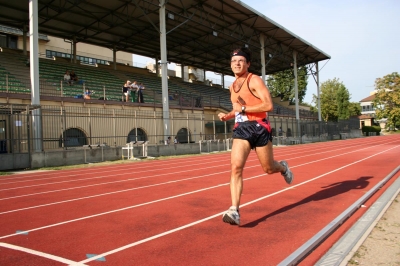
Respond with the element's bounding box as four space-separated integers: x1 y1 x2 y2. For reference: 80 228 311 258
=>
45 50 108 65
127 128 148 143
60 128 87 147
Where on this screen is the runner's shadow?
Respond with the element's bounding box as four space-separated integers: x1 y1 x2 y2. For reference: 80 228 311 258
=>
240 176 373 228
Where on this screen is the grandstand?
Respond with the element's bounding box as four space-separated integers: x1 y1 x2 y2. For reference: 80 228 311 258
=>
0 47 342 172
0 48 315 116
0 0 361 171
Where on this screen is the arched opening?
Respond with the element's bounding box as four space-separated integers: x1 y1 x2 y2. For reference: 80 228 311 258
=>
127 128 148 143
60 128 87 147
176 128 192 143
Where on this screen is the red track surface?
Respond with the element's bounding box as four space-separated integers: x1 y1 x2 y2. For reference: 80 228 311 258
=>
0 135 399 266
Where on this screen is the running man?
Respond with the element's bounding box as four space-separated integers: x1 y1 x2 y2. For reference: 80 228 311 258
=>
218 47 293 225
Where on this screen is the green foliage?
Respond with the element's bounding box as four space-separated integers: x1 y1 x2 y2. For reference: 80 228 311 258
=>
348 102 361 116
362 126 381 136
337 85 350 120
373 72 400 129
267 66 308 104
313 78 350 122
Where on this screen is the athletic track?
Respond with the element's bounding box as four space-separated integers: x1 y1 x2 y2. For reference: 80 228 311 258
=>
0 135 399 266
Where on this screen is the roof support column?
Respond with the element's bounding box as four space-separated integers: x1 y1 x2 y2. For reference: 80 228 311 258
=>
293 51 300 137
155 57 160 76
113 45 117 70
160 0 170 139
222 74 225 89
316 62 321 121
29 0 42 151
260 34 266 87
23 25 27 55
73 36 77 63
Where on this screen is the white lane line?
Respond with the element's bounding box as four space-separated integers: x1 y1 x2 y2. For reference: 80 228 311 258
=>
0 137 377 184
77 144 400 264
0 139 395 216
0 175 262 240
0 170 230 215
0 161 233 201
1 137 389 194
2 143 398 243
0 160 231 192
0 138 392 203
0 155 226 185
0 242 87 266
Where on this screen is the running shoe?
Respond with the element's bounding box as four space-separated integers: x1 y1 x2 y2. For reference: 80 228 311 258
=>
280 160 293 185
222 206 240 225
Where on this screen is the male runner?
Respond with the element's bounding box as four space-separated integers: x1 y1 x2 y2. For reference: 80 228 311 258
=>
218 47 293 225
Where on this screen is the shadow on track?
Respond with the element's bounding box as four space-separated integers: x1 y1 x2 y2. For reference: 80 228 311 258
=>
240 176 373 228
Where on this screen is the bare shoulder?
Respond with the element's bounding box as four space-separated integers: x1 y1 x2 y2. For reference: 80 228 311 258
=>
249 74 269 96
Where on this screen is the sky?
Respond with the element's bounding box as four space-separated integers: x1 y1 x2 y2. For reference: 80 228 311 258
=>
133 0 400 104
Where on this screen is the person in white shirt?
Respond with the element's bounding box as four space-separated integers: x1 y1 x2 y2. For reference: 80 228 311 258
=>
64 70 71 85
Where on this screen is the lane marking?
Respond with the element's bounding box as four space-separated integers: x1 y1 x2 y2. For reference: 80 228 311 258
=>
86 254 106 261
1 144 398 246
77 145 400 264
0 175 261 240
1 137 394 198
0 139 395 216
0 155 226 185
0 242 87 265
0 170 231 215
0 137 382 184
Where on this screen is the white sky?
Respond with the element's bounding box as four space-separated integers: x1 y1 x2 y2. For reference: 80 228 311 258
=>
133 0 400 104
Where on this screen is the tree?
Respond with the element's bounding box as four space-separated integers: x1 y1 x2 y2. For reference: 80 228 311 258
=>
266 66 308 104
313 78 350 122
336 85 350 120
373 72 400 129
348 102 361 117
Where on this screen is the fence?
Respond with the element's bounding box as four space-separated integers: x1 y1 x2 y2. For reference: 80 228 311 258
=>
0 104 362 170
0 104 361 154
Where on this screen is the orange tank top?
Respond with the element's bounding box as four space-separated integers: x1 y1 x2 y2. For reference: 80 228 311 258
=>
230 73 267 121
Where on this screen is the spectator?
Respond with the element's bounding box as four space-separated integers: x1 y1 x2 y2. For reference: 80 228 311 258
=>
84 88 93 99
122 80 131 102
174 137 179 144
70 70 78 83
137 83 145 103
168 89 175 100
130 80 138 103
165 136 171 145
278 127 285 136
64 70 71 85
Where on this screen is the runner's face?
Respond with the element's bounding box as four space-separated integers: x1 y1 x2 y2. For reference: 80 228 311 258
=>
231 55 250 76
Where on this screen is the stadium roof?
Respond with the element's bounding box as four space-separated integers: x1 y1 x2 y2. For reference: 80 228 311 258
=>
0 0 330 76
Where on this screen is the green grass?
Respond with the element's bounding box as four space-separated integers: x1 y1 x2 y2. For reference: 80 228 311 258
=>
0 171 13 176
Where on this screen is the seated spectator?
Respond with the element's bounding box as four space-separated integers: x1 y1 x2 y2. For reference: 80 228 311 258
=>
168 89 175 100
174 137 179 144
165 136 171 145
84 88 93 99
64 70 71 85
137 83 145 103
70 70 78 83
122 80 131 102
